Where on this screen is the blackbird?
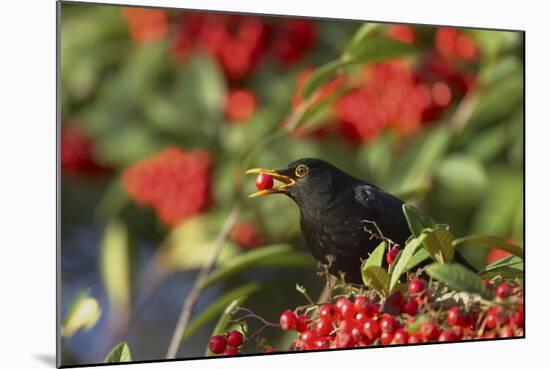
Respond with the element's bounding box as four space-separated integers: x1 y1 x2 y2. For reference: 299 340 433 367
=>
246 158 474 284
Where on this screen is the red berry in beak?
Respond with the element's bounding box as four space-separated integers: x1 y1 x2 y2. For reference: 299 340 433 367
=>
256 173 274 191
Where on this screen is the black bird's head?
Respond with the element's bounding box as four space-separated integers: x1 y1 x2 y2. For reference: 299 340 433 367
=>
246 158 350 210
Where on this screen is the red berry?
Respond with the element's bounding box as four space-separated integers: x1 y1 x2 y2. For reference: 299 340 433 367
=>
340 319 357 335
408 332 423 344
226 330 243 348
499 326 515 338
380 331 394 345
296 314 310 333
335 332 354 348
265 348 277 353
288 341 303 351
351 326 365 342
438 329 459 342
224 89 257 123
279 310 298 330
510 306 524 327
223 346 239 355
408 279 425 296
256 173 274 191
496 282 511 300
420 321 440 341
386 246 399 265
401 299 418 316
380 315 399 334
447 307 466 327
300 329 318 348
385 291 404 315
393 328 409 344
313 337 330 350
208 335 227 354
319 304 337 322
354 295 369 314
363 318 381 340
486 313 501 329
315 319 333 337
335 296 349 310
355 312 369 325
339 300 356 320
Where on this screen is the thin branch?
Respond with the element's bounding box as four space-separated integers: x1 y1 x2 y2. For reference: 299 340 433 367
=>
231 307 279 327
165 203 241 359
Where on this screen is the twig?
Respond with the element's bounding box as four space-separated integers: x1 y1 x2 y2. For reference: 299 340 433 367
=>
361 219 399 247
165 203 241 359
231 307 279 327
449 87 480 135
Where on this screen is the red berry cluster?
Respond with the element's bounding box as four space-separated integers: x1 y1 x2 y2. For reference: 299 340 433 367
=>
122 147 211 227
121 8 168 44
288 26 479 144
335 60 441 142
272 279 523 351
230 221 265 250
435 27 478 61
272 19 317 66
224 89 258 124
61 124 111 178
208 330 244 356
168 13 316 81
387 25 415 44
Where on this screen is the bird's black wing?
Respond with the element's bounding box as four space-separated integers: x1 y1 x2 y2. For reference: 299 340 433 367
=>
352 183 411 246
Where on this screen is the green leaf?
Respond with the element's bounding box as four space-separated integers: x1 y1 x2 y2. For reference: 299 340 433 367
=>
301 59 346 99
344 23 382 56
405 315 428 333
253 252 315 269
302 37 416 100
483 255 523 272
478 255 524 280
357 132 395 184
180 283 260 343
199 244 304 290
104 342 132 363
297 85 354 131
61 289 102 338
402 204 426 238
393 184 431 202
426 263 490 299
468 72 523 131
100 220 131 311
453 235 523 258
160 214 239 271
361 266 390 296
433 155 488 208
347 37 417 64
421 227 455 264
390 235 425 291
189 54 227 118
361 241 386 269
404 248 431 272
206 299 242 356
391 126 452 193
95 179 129 221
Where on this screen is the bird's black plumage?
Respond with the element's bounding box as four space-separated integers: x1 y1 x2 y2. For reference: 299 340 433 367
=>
251 158 411 283
248 158 475 284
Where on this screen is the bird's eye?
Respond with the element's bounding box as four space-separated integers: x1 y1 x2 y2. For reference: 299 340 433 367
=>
295 165 309 178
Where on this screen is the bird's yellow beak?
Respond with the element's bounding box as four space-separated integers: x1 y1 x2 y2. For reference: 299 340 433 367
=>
245 168 296 197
